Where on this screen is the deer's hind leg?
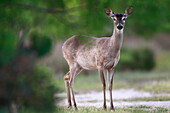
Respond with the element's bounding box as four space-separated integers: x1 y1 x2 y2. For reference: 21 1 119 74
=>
64 72 72 108
65 63 83 109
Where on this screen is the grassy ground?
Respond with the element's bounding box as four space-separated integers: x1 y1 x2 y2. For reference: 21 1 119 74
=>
55 70 170 94
155 51 170 71
18 106 169 113
115 96 170 102
55 106 169 113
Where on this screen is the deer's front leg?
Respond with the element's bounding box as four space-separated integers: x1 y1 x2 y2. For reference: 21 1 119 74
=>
98 67 107 110
107 68 115 111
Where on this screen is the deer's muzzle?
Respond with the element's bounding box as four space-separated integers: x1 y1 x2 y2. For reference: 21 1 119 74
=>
117 24 123 30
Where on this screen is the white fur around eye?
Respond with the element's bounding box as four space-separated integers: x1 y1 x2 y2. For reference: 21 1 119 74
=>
122 17 126 21
113 17 117 21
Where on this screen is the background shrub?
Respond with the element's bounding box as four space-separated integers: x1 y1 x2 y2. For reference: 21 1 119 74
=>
0 31 57 112
116 48 155 71
31 33 52 57
18 65 58 111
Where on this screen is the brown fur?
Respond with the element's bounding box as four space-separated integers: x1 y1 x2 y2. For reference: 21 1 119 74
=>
62 6 133 110
62 27 122 110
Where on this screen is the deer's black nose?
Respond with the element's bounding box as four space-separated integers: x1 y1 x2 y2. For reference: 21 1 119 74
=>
117 25 123 30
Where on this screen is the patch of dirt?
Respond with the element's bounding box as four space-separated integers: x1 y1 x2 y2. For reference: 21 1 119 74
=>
55 89 170 109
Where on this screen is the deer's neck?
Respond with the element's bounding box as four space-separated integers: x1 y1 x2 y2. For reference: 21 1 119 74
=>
109 27 123 53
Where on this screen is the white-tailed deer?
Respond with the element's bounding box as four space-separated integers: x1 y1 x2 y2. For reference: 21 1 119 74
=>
62 6 133 111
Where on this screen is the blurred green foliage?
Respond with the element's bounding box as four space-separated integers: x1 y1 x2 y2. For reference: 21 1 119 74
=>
0 0 169 112
117 48 155 71
0 0 169 40
0 65 57 112
0 31 17 66
31 33 52 56
19 65 57 111
0 31 56 112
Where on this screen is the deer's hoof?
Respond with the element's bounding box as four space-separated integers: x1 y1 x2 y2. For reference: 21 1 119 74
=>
103 105 107 110
110 107 115 112
67 105 72 109
74 106 78 110
73 104 78 110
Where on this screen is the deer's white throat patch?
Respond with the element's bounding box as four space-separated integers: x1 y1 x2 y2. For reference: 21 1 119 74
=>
116 28 123 34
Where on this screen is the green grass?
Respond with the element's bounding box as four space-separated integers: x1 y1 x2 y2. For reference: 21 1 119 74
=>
155 51 170 71
55 106 169 113
137 80 170 94
4 106 168 113
116 96 170 102
55 71 170 94
115 71 170 94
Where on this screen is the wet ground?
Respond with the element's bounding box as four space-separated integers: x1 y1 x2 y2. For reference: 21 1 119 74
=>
56 89 170 109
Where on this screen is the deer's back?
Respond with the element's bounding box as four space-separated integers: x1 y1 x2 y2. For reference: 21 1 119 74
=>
62 35 96 69
62 35 94 58
62 35 118 70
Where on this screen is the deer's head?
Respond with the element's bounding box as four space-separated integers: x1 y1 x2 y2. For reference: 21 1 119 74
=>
105 6 133 31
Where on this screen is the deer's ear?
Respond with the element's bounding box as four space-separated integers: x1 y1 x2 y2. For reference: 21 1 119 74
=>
105 8 114 17
124 6 133 16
